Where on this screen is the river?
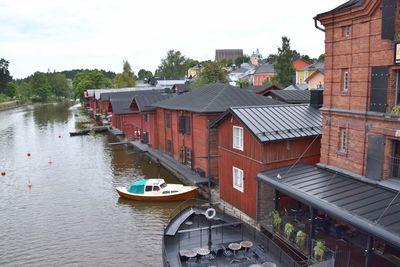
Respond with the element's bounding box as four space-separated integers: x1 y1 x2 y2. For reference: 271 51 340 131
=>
0 103 189 267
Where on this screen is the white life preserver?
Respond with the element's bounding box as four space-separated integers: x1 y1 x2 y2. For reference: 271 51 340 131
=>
205 208 216 219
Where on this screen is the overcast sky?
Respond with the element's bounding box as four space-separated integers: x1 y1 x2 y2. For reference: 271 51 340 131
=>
0 0 346 79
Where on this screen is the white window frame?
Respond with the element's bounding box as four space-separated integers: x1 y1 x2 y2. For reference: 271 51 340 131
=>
343 71 349 93
338 128 347 153
233 126 243 151
344 26 351 37
232 166 244 192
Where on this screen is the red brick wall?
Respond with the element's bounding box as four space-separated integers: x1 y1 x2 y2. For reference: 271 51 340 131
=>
319 0 400 178
253 74 274 86
142 112 156 146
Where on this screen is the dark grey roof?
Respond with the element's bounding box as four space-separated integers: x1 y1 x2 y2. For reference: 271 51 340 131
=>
100 89 164 101
302 62 324 74
255 64 275 74
317 0 364 17
245 86 267 94
283 84 308 91
133 93 176 112
110 98 134 115
152 83 282 113
258 164 400 249
266 90 310 104
213 105 321 142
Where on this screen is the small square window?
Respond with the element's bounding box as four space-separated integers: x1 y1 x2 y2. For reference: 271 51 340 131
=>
233 126 243 151
343 26 351 37
233 167 244 192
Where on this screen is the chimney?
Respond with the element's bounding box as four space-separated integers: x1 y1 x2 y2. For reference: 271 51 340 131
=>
310 89 323 109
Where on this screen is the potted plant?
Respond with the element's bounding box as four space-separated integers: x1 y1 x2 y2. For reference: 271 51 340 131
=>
284 223 294 239
391 105 400 116
295 230 306 248
272 210 282 231
313 241 326 261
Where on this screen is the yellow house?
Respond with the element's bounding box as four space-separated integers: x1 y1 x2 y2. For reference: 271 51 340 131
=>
187 65 203 79
296 62 323 85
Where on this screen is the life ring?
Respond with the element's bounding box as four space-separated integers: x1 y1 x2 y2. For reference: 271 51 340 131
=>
205 208 216 219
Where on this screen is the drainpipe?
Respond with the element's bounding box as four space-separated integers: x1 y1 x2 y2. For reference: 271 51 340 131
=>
364 236 374 267
314 16 325 32
207 122 212 250
309 208 317 256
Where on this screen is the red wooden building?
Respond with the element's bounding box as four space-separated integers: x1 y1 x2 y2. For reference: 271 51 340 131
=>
151 83 281 178
212 105 321 219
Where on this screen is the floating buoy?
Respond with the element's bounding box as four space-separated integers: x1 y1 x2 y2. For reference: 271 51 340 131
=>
27 153 31 157
58 135 61 138
1 171 5 176
48 159 53 164
27 180 32 188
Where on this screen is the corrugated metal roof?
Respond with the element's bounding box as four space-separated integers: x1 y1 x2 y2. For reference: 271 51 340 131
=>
317 0 364 18
230 105 321 142
283 84 308 91
258 164 400 249
266 90 311 104
110 98 134 115
152 83 281 113
133 93 176 112
100 88 164 101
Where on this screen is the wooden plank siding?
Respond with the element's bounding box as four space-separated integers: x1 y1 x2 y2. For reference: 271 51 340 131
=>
154 108 220 178
217 115 321 219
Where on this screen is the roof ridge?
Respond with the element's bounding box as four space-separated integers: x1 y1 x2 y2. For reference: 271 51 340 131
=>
200 84 230 112
231 103 308 109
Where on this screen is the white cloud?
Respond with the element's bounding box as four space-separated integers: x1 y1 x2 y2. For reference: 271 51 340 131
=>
0 0 345 78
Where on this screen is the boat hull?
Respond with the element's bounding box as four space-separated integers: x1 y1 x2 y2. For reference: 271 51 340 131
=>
116 186 198 201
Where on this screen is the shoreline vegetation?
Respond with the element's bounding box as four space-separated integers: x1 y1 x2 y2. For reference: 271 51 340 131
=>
0 100 21 111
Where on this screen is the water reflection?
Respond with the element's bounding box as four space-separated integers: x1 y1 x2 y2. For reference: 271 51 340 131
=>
32 102 70 128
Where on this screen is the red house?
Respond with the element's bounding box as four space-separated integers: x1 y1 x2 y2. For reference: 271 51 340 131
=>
212 104 321 219
151 83 281 178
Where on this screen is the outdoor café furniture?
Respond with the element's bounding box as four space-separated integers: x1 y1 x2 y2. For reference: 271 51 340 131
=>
262 262 277 267
228 242 242 256
185 221 193 238
180 249 197 258
240 240 254 252
248 264 263 267
196 247 210 256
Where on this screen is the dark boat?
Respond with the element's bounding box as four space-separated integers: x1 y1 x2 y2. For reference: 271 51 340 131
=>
69 129 90 136
162 202 303 267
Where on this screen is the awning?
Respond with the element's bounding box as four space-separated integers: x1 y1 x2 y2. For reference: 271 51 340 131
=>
257 164 400 249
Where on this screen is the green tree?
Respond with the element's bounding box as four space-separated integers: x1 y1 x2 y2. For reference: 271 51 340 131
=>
235 55 250 67
31 71 51 101
271 36 296 88
191 61 227 89
5 81 16 97
318 54 325 62
73 70 112 99
49 73 72 98
156 50 189 79
0 58 13 96
138 69 153 80
113 60 136 88
15 81 32 101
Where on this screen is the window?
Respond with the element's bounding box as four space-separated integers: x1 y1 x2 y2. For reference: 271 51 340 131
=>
145 186 152 192
178 116 191 134
343 26 351 37
342 70 349 93
391 140 400 178
396 71 400 105
166 140 172 155
144 114 148 122
186 148 192 167
304 70 309 80
233 126 243 151
166 112 171 128
233 167 244 192
338 128 347 153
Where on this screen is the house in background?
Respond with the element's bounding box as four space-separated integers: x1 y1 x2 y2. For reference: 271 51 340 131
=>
294 59 312 84
228 64 256 86
187 65 203 79
151 83 281 179
215 49 243 61
245 84 280 95
250 48 262 65
212 104 321 219
305 62 325 90
257 0 400 266
253 64 275 86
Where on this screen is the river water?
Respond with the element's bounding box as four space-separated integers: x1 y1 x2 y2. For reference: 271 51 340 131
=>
0 103 188 267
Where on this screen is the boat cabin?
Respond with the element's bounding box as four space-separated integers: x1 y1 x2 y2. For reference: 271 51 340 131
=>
128 178 168 194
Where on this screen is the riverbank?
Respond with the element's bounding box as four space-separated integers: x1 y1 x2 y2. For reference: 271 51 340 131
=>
0 100 20 111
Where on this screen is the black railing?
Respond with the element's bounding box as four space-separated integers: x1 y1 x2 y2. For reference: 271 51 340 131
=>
390 156 400 178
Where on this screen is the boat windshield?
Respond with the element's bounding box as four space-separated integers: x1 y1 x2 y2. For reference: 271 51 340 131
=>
160 182 167 189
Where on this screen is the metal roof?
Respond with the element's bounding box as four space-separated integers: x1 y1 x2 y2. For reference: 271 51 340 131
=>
317 0 364 18
258 164 400 249
213 105 321 142
255 64 275 74
283 84 308 91
152 83 281 113
110 98 135 115
100 88 164 101
265 90 311 104
133 93 176 112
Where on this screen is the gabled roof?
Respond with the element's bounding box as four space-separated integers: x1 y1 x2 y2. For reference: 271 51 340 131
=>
100 88 164 101
246 84 280 95
131 92 176 112
327 0 364 14
212 104 321 142
293 59 311 70
283 84 309 91
265 90 311 104
254 64 275 75
302 62 324 74
258 163 400 249
152 83 281 113
110 98 135 115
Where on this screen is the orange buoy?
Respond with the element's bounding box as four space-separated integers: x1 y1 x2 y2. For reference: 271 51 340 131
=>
27 180 32 188
48 159 52 164
1 171 5 176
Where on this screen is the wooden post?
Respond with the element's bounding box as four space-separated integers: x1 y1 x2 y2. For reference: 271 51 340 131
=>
308 208 317 256
274 189 279 210
364 236 374 267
